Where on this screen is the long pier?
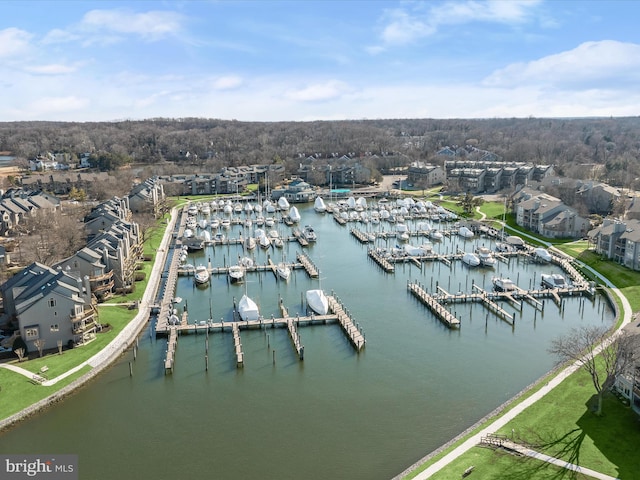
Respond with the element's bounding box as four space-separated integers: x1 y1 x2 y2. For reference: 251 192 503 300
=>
158 293 364 371
408 282 461 328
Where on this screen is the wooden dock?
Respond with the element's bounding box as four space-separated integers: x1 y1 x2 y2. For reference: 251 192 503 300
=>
232 323 244 367
407 282 461 328
286 318 304 359
292 229 309 247
351 228 373 243
157 294 365 368
326 295 366 351
164 327 177 373
296 251 319 277
368 248 395 273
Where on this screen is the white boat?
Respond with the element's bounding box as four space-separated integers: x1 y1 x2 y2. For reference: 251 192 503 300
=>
492 277 517 292
458 226 474 239
404 243 432 256
201 204 211 216
461 252 480 267
303 225 317 242
306 289 329 315
194 265 210 285
534 247 553 262
289 206 301 223
238 294 260 321
223 204 233 215
276 262 291 281
245 236 256 250
430 230 443 241
228 265 245 283
495 241 514 253
541 273 568 289
187 204 198 216
506 235 525 249
259 233 271 249
314 196 327 213
277 197 290 211
239 256 254 268
475 246 496 267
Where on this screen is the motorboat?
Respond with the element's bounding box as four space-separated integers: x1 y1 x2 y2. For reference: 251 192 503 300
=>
303 225 317 242
475 246 496 267
289 206 301 223
493 277 517 292
534 247 553 263
228 265 245 283
506 235 525 250
194 265 210 285
495 242 514 253
461 252 481 267
276 262 291 281
184 235 205 251
187 204 198 216
239 256 254 268
314 196 327 213
541 273 568 289
306 289 329 315
238 294 260 321
269 230 284 248
458 226 474 239
258 233 271 249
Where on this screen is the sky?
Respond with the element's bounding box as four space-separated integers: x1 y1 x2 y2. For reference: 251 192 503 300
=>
1 0 640 122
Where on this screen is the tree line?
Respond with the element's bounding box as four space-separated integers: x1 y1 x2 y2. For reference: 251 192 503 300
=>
1 116 640 189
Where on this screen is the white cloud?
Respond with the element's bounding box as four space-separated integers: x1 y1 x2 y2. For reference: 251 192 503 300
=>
484 40 640 88
41 28 81 45
211 76 243 91
377 0 541 46
25 64 78 75
285 80 351 102
80 9 184 40
0 28 32 57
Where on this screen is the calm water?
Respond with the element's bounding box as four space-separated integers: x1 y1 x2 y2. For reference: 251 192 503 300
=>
0 155 15 166
0 203 614 479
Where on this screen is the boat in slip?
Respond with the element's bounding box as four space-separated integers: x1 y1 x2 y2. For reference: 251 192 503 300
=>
276 262 291 281
534 247 553 263
541 273 569 289
475 246 496 267
314 196 327 213
492 276 517 292
238 294 260 321
303 225 317 242
461 252 481 267
458 226 474 239
228 265 245 284
306 289 329 315
194 265 210 285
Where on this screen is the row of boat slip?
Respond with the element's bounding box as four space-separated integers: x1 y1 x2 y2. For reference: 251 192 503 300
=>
187 196 295 215
315 195 459 218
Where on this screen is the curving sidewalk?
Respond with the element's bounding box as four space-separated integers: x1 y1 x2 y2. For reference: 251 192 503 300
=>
0 208 177 430
406 257 632 479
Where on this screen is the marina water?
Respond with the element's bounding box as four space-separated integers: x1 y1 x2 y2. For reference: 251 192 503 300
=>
0 202 614 479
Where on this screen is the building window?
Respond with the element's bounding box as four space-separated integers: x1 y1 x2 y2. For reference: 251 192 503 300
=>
50 324 59 332
25 327 39 340
49 298 56 307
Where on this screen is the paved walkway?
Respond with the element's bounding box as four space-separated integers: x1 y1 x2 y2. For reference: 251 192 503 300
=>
502 441 618 480
410 237 631 479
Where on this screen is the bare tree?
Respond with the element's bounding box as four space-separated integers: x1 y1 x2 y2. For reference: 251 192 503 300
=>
549 325 636 415
14 347 25 362
57 340 63 355
33 339 45 358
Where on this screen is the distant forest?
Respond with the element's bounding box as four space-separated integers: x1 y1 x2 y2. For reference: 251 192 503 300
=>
1 116 639 189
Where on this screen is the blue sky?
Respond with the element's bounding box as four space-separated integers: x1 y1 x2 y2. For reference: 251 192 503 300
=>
1 0 639 121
